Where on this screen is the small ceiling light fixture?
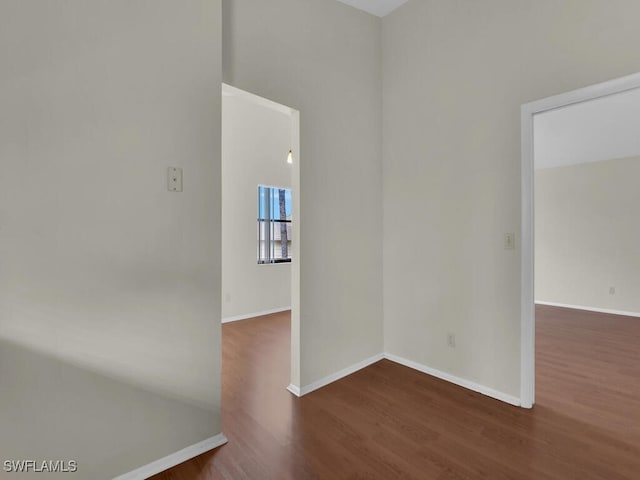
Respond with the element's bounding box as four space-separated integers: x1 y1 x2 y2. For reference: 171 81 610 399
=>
287 150 293 164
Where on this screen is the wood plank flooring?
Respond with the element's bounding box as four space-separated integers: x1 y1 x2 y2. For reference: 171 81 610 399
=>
151 306 640 479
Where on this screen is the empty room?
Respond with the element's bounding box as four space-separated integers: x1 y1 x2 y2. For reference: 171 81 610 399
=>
533 87 640 446
1 1 640 479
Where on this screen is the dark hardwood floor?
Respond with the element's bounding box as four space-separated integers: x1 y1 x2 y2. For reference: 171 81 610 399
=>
151 306 640 479
535 304 640 446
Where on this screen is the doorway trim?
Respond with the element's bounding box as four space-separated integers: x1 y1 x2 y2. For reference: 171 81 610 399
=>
520 71 640 408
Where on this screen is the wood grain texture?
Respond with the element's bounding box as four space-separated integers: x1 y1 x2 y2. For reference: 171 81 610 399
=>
151 307 640 479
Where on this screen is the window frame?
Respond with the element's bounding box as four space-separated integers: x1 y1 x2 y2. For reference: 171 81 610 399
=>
257 185 292 265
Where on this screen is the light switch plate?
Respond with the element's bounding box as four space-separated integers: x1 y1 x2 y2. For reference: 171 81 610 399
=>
504 233 515 250
168 167 183 192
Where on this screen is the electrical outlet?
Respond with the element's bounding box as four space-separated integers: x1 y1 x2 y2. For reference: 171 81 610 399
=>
609 286 616 295
168 167 183 192
447 333 456 348
225 293 231 302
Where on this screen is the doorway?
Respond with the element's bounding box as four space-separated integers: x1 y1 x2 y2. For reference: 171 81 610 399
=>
221 83 301 390
520 73 640 408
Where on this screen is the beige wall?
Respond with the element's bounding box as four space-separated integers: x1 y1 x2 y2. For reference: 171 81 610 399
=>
382 0 640 399
536 156 640 314
222 93 293 320
5 5 639 475
223 0 384 388
0 0 222 477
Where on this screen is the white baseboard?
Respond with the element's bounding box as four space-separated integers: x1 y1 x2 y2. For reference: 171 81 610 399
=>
112 433 228 480
383 353 521 407
222 307 291 324
535 301 640 318
284 351 520 408
286 384 301 396
287 353 385 397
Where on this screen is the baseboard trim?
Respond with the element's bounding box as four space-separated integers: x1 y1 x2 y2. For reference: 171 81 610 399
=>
288 353 385 397
284 351 521 408
286 384 301 397
222 307 291 324
112 433 228 480
535 301 640 318
383 353 521 407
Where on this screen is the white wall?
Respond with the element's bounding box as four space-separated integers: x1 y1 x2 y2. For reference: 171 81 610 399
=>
223 0 383 388
535 156 640 315
0 0 222 477
222 92 293 320
382 0 640 399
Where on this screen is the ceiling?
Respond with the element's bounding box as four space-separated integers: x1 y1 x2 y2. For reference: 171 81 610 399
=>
335 0 409 17
534 86 640 170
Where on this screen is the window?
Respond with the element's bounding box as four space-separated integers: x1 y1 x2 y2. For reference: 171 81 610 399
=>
258 185 292 264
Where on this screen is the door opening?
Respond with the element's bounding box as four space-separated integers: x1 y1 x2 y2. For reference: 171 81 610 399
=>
221 83 301 390
520 72 640 408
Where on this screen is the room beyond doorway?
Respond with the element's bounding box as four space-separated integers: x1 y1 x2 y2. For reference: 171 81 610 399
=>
220 83 301 390
520 72 640 407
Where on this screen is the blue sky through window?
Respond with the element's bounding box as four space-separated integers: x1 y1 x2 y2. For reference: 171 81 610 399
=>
258 186 292 220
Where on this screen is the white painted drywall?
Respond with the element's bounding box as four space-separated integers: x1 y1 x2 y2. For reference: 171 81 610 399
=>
0 1 222 477
223 0 383 389
382 0 640 399
534 87 640 170
222 92 293 320
535 156 640 314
